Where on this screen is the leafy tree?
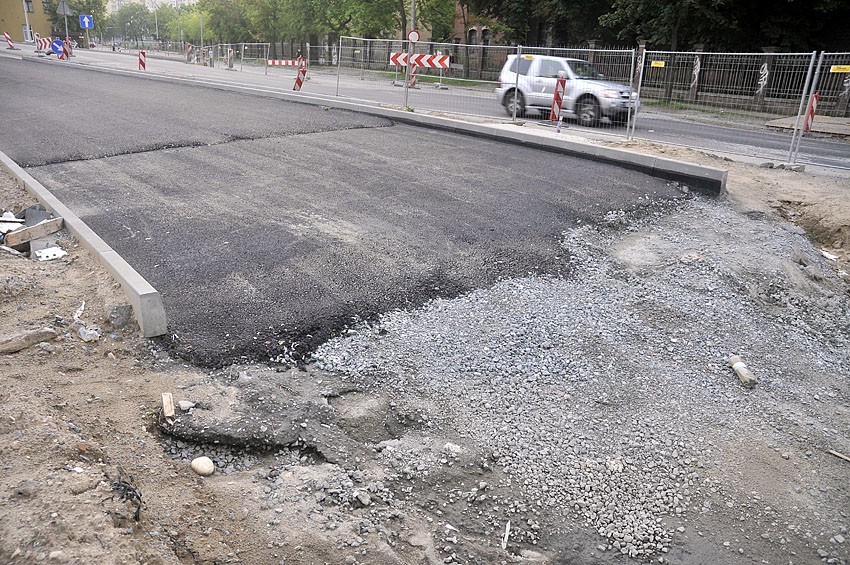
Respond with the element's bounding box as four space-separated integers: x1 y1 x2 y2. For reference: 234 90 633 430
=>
598 0 729 51
419 0 456 42
199 0 251 43
152 4 178 41
109 3 151 44
245 0 288 56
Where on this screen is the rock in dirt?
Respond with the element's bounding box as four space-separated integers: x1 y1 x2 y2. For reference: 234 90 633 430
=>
0 327 58 355
191 456 215 476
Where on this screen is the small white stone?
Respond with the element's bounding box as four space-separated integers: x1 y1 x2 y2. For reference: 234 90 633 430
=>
834 534 845 544
177 400 195 411
191 456 215 476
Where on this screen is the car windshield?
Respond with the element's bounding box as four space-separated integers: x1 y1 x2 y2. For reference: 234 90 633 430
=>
568 60 603 79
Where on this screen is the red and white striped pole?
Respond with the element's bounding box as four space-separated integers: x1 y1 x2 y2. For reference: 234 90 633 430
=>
550 76 567 132
409 64 418 88
138 49 147 71
293 60 307 91
4 32 19 50
803 91 820 134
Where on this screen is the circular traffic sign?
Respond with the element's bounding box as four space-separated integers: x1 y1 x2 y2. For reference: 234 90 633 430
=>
408 30 420 43
50 39 64 56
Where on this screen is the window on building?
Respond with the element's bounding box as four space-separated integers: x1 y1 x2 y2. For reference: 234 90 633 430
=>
467 29 477 45
25 0 35 13
482 29 491 46
43 0 52 13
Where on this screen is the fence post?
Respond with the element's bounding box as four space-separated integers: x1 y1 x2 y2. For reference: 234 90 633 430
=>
787 52 817 163
754 47 777 111
686 47 703 102
836 67 850 117
631 44 647 140
792 52 825 164
587 39 599 64
336 36 343 97
626 48 636 140
512 45 522 122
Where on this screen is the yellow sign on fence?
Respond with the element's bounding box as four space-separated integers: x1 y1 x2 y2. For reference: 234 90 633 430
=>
651 60 666 68
830 65 850 73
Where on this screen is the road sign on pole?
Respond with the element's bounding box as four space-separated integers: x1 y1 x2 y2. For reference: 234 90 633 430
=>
50 38 63 56
79 15 93 29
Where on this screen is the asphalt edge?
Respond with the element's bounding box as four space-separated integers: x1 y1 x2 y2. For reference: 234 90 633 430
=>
0 150 168 337
315 102 728 196
20 55 728 196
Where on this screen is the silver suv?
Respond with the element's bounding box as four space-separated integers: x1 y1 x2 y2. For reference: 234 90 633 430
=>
496 54 640 126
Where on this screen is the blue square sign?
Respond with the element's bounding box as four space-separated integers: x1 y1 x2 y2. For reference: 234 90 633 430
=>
79 14 94 29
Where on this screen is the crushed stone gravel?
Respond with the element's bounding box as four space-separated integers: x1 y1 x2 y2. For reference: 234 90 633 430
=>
313 196 850 559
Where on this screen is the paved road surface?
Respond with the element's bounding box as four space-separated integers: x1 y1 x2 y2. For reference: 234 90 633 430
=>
15 47 849 168
1 56 681 367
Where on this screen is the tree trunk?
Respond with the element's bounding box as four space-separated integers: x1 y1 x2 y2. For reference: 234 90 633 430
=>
663 9 685 101
399 0 407 40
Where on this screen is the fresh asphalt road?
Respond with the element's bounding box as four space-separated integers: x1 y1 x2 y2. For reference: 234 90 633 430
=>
28 47 850 168
0 56 681 367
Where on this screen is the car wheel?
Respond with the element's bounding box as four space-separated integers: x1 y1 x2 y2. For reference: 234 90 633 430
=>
577 97 600 127
504 90 525 117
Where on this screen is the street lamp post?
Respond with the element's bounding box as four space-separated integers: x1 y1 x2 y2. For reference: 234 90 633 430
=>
21 0 31 42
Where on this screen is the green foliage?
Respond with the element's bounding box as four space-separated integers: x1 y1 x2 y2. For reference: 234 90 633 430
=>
106 3 151 42
46 0 107 36
199 0 251 43
599 0 730 50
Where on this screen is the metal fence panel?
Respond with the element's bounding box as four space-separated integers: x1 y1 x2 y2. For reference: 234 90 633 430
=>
336 36 635 137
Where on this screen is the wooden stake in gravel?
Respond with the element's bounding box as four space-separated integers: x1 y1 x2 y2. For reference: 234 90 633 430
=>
729 355 758 388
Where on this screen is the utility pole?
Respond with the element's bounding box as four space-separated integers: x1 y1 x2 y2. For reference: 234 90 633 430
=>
402 0 416 108
21 0 31 42
152 1 159 41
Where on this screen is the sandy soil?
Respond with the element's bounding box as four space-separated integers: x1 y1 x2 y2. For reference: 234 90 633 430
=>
1 142 848 564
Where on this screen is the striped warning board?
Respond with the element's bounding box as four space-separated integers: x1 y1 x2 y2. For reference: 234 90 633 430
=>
36 37 52 52
138 49 146 70
267 59 302 66
550 76 567 121
389 52 449 69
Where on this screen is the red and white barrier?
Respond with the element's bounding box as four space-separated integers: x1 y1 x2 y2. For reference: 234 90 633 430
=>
4 32 19 50
549 76 567 121
389 52 449 69
267 59 301 66
803 91 820 134
36 37 51 52
58 42 70 60
409 65 419 88
138 49 146 71
292 61 307 91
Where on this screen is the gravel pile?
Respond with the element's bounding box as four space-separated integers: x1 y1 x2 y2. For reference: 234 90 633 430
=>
313 197 850 559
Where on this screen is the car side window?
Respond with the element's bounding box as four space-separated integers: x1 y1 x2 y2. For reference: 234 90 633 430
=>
509 57 533 75
538 60 565 78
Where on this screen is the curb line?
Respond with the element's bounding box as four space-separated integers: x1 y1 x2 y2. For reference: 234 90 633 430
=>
0 150 168 337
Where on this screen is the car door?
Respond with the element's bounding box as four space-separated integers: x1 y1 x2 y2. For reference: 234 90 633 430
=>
527 58 566 108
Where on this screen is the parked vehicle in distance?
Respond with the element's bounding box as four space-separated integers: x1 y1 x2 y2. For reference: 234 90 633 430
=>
495 54 640 127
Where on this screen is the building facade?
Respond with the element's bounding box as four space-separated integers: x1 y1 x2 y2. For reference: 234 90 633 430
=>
1 0 53 42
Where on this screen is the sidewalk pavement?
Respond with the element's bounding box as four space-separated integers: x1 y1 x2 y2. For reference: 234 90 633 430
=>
765 115 850 137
